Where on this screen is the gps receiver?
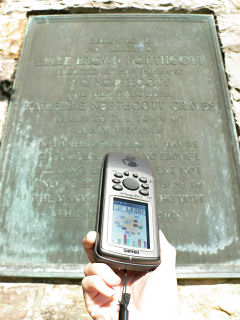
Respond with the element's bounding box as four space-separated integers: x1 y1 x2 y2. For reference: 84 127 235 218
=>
94 152 160 271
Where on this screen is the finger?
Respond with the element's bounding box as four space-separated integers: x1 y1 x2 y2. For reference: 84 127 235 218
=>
158 230 176 269
84 262 121 286
82 275 116 298
82 231 96 262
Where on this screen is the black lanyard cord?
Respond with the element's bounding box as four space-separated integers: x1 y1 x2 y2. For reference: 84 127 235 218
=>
119 269 131 320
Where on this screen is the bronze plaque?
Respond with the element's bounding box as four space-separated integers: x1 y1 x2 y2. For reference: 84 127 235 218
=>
0 14 239 278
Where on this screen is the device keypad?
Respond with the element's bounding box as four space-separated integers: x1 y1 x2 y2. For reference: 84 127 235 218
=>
112 178 121 184
139 189 149 196
112 171 152 196
113 184 123 191
122 178 140 191
114 172 123 178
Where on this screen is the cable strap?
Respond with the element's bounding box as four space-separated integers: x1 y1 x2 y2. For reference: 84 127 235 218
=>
119 269 131 320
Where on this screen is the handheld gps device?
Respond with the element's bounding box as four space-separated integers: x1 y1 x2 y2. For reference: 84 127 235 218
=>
94 152 160 271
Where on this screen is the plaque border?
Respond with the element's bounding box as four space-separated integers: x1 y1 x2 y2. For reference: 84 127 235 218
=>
0 263 240 279
0 14 240 279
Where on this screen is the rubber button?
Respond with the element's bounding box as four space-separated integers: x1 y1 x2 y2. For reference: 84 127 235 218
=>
113 184 123 191
114 172 123 178
124 171 129 176
133 173 138 178
123 178 140 190
141 183 149 189
139 177 147 183
139 189 149 196
112 178 121 184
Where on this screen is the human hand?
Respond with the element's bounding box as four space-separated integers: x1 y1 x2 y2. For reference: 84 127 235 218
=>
82 230 179 320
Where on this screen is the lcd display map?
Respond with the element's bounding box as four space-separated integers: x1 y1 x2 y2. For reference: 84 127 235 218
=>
112 198 150 249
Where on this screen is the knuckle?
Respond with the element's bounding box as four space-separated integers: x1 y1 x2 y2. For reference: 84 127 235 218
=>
84 262 91 275
81 277 87 290
89 262 104 275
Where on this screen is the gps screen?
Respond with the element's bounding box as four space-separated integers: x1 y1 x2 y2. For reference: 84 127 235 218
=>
112 197 150 249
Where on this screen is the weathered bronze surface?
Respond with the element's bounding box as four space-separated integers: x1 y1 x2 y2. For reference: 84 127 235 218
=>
0 14 239 278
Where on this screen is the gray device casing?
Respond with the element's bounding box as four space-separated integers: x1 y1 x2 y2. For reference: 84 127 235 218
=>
94 152 161 271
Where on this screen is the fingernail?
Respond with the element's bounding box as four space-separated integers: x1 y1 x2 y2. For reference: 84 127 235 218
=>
87 231 96 242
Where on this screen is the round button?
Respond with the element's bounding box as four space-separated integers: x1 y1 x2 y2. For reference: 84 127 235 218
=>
123 178 140 190
139 189 149 196
124 171 129 176
139 177 147 183
114 172 123 178
141 183 149 189
133 173 138 178
112 178 121 184
113 184 123 191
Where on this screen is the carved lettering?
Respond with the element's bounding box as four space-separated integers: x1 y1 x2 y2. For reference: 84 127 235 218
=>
31 36 213 225
76 56 121 65
114 126 162 135
170 101 216 111
164 140 199 150
190 180 203 189
37 54 205 67
159 209 181 218
159 180 185 189
23 100 86 112
156 166 177 175
91 101 166 111
158 195 176 204
86 38 153 53
159 153 200 161
179 166 201 175
37 56 73 66
178 194 204 204
95 77 169 88
127 55 205 66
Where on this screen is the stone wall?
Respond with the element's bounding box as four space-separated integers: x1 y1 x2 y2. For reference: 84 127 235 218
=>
0 1 240 319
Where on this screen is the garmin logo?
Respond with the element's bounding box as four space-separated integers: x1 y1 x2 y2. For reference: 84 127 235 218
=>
122 156 138 167
124 248 140 254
